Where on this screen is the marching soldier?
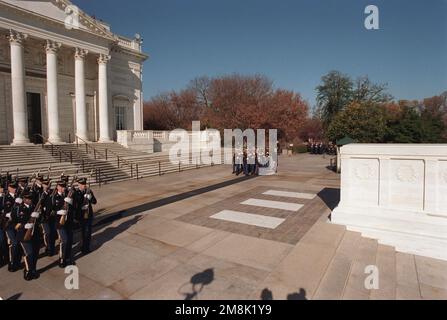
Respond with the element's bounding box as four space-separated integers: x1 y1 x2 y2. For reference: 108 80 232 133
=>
235 149 243 176
242 150 248 176
40 179 56 256
4 181 21 272
51 180 75 268
75 178 97 254
32 176 45 205
13 192 40 281
0 176 9 267
246 148 256 176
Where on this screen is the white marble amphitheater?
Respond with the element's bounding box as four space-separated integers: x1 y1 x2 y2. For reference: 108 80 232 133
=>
0 0 148 145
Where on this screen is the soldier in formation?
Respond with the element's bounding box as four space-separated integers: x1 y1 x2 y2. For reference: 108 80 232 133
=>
0 173 97 281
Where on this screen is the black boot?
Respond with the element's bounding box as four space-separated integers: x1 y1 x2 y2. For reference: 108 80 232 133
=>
8 263 18 272
31 270 40 280
24 270 33 281
59 259 66 269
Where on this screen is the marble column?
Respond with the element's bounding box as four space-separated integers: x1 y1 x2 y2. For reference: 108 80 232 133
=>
74 48 89 141
9 30 29 145
46 40 62 143
98 53 112 142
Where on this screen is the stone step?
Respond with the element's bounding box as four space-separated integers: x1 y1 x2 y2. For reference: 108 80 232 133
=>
341 236 378 300
313 230 363 300
0 143 224 186
395 252 422 300
369 244 397 300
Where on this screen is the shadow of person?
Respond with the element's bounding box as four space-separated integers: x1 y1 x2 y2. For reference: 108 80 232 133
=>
39 215 144 273
260 288 273 300
6 293 22 300
88 214 144 252
287 288 308 300
180 268 215 300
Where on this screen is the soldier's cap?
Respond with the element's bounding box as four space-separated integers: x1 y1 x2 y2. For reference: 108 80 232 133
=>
77 178 87 185
18 177 28 183
61 175 70 182
36 176 45 182
8 181 18 189
42 179 50 185
57 180 67 187
23 192 34 200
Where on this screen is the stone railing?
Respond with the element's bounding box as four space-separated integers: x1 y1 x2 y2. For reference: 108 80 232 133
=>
153 131 170 140
117 36 141 51
332 144 447 261
117 130 154 153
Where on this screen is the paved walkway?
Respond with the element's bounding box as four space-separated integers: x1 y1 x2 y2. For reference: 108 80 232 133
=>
1 154 446 300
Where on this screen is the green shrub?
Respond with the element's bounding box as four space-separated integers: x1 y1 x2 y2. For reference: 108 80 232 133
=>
292 145 308 154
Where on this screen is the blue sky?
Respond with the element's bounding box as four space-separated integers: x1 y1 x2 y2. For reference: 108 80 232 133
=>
72 0 447 108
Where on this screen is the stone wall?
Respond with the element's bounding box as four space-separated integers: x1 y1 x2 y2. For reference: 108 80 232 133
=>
332 144 447 260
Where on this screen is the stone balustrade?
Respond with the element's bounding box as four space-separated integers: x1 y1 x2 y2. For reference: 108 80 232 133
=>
117 130 154 153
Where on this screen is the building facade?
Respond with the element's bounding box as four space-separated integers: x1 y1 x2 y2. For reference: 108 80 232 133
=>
0 0 148 145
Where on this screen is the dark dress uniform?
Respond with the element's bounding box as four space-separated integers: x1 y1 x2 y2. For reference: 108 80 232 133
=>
40 185 56 256
4 187 20 272
0 188 8 267
12 195 40 280
51 187 75 268
74 181 97 254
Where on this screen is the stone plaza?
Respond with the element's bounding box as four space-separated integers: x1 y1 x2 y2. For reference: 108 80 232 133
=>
1 154 446 300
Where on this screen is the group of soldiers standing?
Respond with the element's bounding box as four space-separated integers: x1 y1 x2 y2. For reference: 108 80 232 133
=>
232 149 272 176
0 173 97 281
307 140 337 155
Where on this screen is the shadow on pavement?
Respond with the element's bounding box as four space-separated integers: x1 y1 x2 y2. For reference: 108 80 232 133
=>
318 188 340 212
261 288 308 301
178 268 215 300
94 175 257 229
91 215 144 251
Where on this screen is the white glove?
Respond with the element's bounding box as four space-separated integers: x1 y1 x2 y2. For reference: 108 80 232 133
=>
82 205 89 211
15 198 23 204
5 213 11 219
84 194 92 200
64 197 73 205
57 210 67 216
25 223 34 230
31 212 40 219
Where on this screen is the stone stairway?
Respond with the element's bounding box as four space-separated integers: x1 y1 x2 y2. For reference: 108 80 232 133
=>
0 142 223 186
266 219 447 300
0 144 87 183
49 142 222 185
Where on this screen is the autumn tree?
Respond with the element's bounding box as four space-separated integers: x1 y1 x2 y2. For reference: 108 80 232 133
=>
299 117 324 142
144 74 309 144
143 89 203 130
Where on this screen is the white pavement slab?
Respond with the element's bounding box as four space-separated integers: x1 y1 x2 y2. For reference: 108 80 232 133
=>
211 210 286 229
241 198 304 212
263 190 317 200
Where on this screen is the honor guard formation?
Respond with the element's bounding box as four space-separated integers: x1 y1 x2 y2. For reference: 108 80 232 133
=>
0 173 97 281
232 148 275 176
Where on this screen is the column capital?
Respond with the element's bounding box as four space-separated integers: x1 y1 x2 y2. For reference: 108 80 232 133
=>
45 40 62 54
98 53 111 65
74 47 88 60
8 30 28 46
